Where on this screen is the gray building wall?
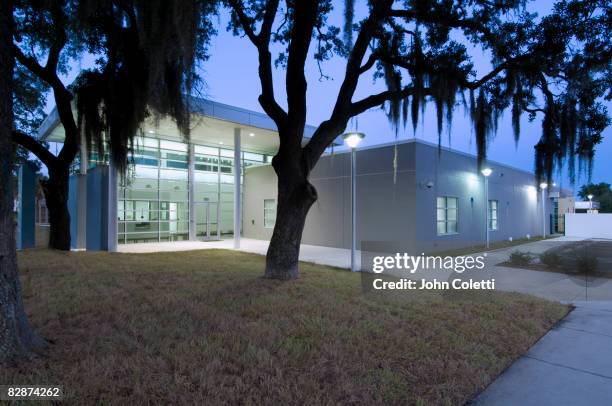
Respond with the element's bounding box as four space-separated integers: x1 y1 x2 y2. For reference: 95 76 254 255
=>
412 141 544 252
243 139 549 253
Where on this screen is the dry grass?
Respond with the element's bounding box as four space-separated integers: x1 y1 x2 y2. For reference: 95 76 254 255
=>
3 249 569 405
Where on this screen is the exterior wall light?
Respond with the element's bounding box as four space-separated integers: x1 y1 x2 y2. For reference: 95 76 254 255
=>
343 132 365 149
539 182 548 237
481 168 492 248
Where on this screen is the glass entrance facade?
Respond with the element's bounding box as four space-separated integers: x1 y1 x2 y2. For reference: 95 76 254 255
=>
118 136 268 244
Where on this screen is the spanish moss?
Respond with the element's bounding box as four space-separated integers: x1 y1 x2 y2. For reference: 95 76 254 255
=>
75 0 214 173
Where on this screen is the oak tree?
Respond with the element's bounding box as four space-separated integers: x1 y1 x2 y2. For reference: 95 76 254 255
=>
225 0 611 279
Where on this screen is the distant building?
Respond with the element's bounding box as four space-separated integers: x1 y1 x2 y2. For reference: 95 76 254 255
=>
575 200 600 214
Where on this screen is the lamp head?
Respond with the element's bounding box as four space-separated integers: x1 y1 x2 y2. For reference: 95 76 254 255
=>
540 182 548 189
481 168 492 177
588 194 594 200
343 132 365 149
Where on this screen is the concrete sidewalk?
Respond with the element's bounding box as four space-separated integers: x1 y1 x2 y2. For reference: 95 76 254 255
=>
116 238 360 269
473 301 612 405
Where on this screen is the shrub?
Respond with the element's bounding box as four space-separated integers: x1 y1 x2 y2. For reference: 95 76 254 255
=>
508 250 534 267
539 251 561 268
576 254 598 274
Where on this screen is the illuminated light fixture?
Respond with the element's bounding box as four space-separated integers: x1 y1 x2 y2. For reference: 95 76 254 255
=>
219 141 224 145
342 131 366 272
342 132 365 149
147 130 155 134
539 183 548 237
587 194 594 200
482 168 492 249
249 132 255 137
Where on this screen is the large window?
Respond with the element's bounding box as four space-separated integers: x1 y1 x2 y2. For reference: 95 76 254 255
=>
119 136 270 244
488 200 498 231
264 199 276 229
437 196 458 235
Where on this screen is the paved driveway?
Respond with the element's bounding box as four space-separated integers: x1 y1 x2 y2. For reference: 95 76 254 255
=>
473 301 612 405
473 237 612 405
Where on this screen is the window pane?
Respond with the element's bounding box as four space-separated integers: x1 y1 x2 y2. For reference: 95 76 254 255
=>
447 221 458 233
264 199 277 228
437 221 446 235
160 140 187 152
446 208 457 221
437 208 446 221
194 145 218 155
437 197 445 208
447 197 457 208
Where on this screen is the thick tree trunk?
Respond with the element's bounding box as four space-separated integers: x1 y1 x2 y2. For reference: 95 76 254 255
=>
0 0 45 363
41 167 71 250
265 155 318 280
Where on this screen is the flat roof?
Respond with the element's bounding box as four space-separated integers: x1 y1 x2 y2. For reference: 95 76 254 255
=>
328 137 540 179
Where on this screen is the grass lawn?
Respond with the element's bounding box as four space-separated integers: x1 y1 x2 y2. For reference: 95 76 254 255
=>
3 249 569 404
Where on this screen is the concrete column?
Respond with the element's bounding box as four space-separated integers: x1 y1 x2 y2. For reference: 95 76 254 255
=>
233 128 241 249
107 160 118 252
188 143 196 240
76 137 88 250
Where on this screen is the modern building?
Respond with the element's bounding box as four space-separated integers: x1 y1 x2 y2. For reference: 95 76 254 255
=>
244 139 552 254
24 98 551 254
36 97 330 251
574 200 600 214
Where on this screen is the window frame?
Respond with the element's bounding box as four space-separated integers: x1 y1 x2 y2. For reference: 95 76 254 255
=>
263 199 277 229
436 196 459 236
488 199 499 231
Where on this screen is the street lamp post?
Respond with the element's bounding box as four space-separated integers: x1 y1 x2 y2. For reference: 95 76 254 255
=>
588 194 594 212
343 132 365 272
481 168 492 249
540 182 548 238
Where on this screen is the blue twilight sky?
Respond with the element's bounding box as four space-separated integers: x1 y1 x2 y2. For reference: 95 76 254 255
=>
47 1 610 194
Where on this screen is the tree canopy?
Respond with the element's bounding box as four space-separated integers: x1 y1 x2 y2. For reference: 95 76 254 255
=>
229 0 611 183
578 182 612 212
12 0 217 249
74 0 217 173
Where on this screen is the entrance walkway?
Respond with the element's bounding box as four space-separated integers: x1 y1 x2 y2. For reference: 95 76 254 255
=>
117 238 359 269
473 300 612 405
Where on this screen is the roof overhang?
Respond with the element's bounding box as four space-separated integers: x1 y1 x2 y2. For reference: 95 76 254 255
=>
38 96 342 154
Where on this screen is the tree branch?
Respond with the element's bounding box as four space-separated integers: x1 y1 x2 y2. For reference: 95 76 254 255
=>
227 0 259 45
303 0 393 168
12 130 57 167
228 0 287 128
14 39 78 167
358 52 379 74
285 0 318 145
13 45 50 82
45 35 66 74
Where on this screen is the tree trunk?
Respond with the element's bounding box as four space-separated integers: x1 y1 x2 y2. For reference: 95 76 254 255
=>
41 166 72 250
265 155 318 280
0 0 45 363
